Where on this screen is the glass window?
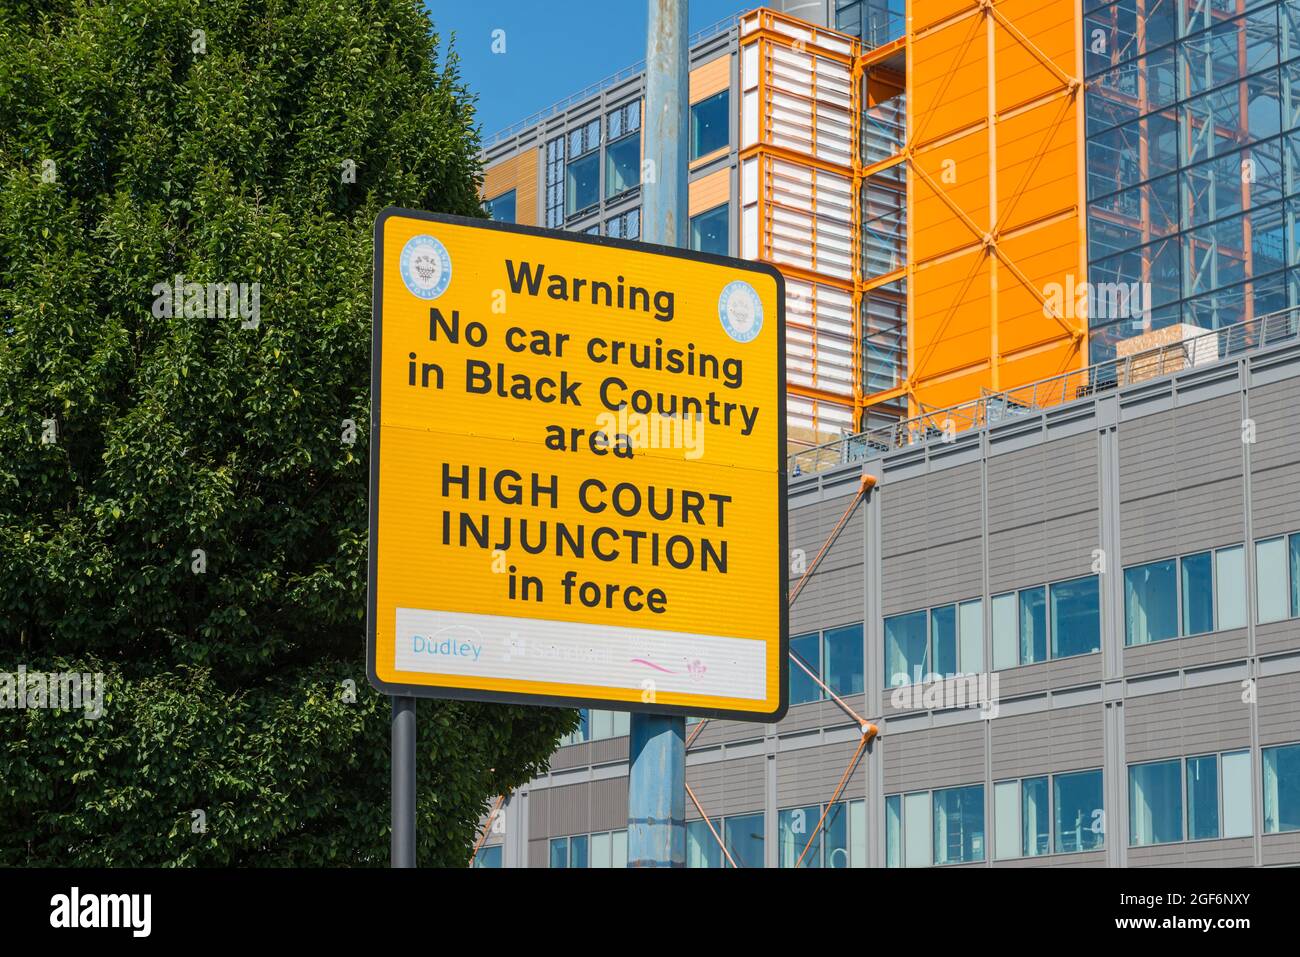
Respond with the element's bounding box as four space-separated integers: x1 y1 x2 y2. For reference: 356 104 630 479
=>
903 791 930 868
824 623 864 697
778 805 821 867
994 780 1020 860
931 604 957 677
933 784 984 865
992 592 1017 670
789 632 821 705
1019 586 1047 665
1263 742 1300 834
884 610 927 686
605 132 641 198
690 90 729 160
1216 545 1247 630
549 837 568 868
545 137 565 228
1050 575 1101 659
612 829 628 867
473 844 502 868
686 818 723 867
565 151 600 216
1180 551 1214 636
1256 537 1290 623
483 189 516 223
1186 754 1219 840
1291 534 1300 618
590 831 612 868
689 203 728 256
568 834 589 867
1055 769 1104 853
1022 776 1050 857
822 802 851 868
1125 559 1179 645
885 794 902 868
724 813 765 869
1129 759 1184 846
847 799 866 868
958 598 983 674
1222 750 1253 839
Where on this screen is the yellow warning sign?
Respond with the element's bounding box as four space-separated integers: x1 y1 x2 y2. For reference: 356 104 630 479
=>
367 208 787 720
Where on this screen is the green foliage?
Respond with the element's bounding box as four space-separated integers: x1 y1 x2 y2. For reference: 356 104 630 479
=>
0 0 575 866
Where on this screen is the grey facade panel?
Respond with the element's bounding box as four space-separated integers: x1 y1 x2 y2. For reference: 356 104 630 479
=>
685 755 766 817
990 705 1104 779
776 739 865 808
1247 376 1300 472
528 838 548 868
1251 462 1300 540
1257 621 1300 658
1120 477 1245 565
1123 630 1250 677
1127 837 1254 867
1262 831 1300 866
883 722 985 794
1259 672 1300 746
1125 684 1252 763
548 783 590 837
589 777 629 833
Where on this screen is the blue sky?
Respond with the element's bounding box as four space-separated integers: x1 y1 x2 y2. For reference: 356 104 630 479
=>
427 0 753 140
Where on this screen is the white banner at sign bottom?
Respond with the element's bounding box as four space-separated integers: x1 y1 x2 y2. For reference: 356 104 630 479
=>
394 607 767 701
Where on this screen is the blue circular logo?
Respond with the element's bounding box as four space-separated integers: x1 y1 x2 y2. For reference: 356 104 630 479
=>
399 234 452 300
718 280 764 343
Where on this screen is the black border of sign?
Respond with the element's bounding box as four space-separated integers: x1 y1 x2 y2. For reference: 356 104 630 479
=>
367 206 788 723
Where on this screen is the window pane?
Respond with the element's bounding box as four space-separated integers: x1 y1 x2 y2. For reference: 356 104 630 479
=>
994 780 1020 860
569 834 589 867
1124 559 1179 645
1263 743 1300 833
1129 760 1184 846
778 805 822 868
1055 769 1104 853
1257 537 1289 624
612 829 628 867
823 802 850 869
1181 552 1214 636
591 709 614 740
724 813 765 869
565 152 600 215
686 819 723 867
473 844 502 868
933 784 985 865
849 799 867 868
1050 575 1101 659
612 709 630 737
1022 776 1049 857
903 792 930 868
690 90 729 159
484 189 516 223
789 632 821 704
1216 545 1247 630
549 838 568 868
992 592 1017 670
885 610 928 686
1019 587 1047 664
885 794 902 868
689 203 729 255
1222 750 1253 839
605 133 641 198
1291 534 1300 618
824 623 864 696
958 598 983 674
1186 754 1220 841
590 831 612 868
931 604 957 677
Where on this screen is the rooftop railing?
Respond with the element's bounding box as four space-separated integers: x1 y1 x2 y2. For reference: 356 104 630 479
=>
788 306 1300 477
480 13 743 150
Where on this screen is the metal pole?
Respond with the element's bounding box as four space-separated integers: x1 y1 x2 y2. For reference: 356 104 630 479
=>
627 0 688 869
391 695 417 867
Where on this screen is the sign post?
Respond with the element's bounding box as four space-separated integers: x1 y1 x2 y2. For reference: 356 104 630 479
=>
628 0 690 868
368 196 786 865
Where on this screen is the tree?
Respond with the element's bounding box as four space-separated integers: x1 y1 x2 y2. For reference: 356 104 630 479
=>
0 0 574 866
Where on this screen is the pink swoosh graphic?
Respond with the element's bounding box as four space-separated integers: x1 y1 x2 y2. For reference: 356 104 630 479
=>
630 658 677 674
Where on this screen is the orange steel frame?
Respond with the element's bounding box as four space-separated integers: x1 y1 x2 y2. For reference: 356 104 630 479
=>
856 0 1090 420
